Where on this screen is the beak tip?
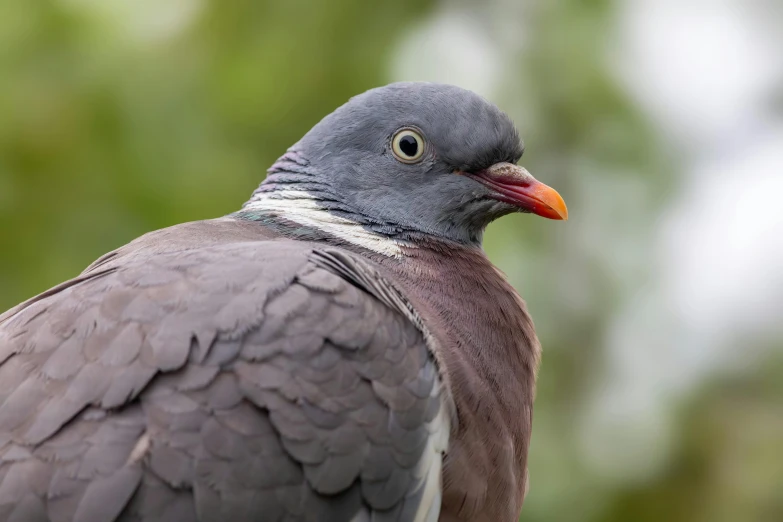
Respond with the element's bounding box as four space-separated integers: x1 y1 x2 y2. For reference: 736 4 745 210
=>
542 189 569 221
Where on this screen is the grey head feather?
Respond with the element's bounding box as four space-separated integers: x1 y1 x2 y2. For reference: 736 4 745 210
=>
245 82 525 246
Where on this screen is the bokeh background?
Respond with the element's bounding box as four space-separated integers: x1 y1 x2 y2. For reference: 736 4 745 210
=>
1 1 782 520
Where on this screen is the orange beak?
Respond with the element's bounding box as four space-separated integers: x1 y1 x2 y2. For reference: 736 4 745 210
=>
463 162 568 220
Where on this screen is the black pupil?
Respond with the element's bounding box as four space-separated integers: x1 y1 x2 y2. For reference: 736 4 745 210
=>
399 135 419 157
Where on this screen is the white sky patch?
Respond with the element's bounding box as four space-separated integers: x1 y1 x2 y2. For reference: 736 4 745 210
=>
662 128 783 349
581 0 783 483
611 0 781 151
388 5 503 100
60 0 204 45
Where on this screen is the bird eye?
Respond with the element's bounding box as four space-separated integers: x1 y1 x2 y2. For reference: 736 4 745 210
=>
391 129 425 163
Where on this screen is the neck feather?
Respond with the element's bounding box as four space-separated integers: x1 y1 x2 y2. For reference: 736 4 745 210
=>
239 150 416 258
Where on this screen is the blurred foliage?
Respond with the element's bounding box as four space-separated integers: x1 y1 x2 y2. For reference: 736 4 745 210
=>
602 355 783 522
0 0 433 306
0 1 780 522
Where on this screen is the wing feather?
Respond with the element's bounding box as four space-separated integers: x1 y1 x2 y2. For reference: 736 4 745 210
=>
0 224 450 521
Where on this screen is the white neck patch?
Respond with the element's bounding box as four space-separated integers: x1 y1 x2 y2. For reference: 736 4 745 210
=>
244 190 410 258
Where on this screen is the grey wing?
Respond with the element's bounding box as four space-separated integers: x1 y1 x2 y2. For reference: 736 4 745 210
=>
0 240 449 522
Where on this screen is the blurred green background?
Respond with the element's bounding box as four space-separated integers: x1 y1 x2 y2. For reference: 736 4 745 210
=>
1 1 782 521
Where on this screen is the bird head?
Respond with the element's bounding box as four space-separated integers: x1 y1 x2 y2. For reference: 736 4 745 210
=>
250 82 567 247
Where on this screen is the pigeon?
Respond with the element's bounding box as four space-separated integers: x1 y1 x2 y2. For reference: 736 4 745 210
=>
0 82 567 522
